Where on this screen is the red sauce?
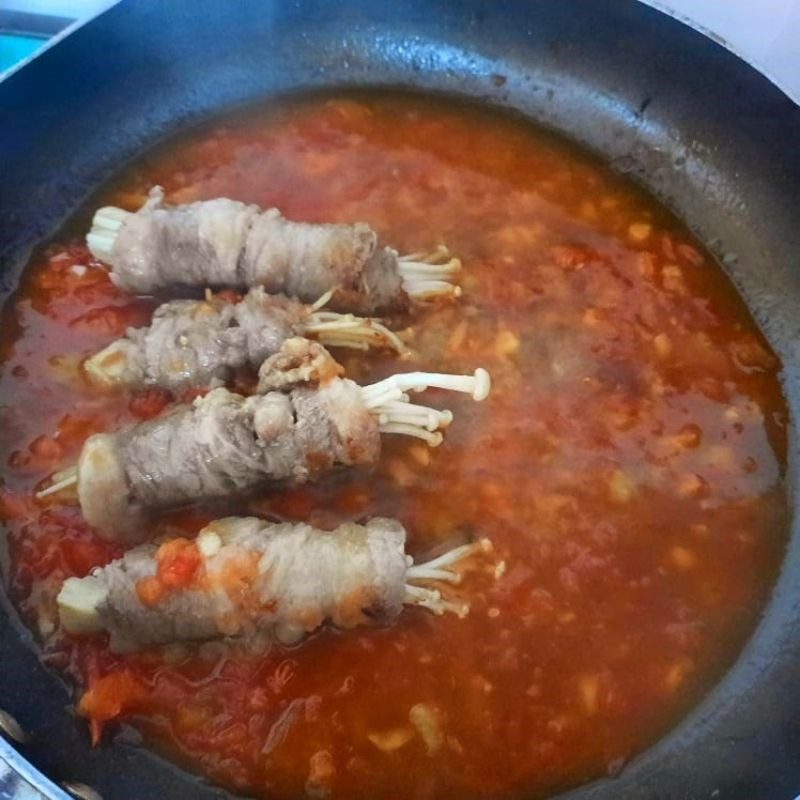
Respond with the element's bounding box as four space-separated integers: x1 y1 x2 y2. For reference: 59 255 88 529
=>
0 92 788 798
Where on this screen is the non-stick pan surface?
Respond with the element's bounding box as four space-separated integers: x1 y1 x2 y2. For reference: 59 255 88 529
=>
1 1 800 798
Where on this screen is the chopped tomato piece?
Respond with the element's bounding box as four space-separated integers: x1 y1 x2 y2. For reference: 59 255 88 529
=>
79 670 145 742
180 386 210 404
62 539 112 577
156 538 202 589
29 435 63 462
216 289 243 304
69 306 141 336
0 488 35 522
129 387 173 420
136 576 166 607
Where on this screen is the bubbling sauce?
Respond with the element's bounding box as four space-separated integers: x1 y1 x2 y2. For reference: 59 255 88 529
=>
0 92 787 799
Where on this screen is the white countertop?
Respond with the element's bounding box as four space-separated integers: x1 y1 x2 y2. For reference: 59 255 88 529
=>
642 0 800 103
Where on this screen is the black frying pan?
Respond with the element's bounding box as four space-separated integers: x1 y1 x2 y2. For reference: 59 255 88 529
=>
2 1 800 798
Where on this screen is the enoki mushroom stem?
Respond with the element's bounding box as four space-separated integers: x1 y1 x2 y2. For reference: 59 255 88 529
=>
86 206 131 262
362 368 491 406
35 466 78 500
304 310 408 355
398 245 462 300
404 538 492 617
404 584 466 616
361 367 490 447
88 190 164 263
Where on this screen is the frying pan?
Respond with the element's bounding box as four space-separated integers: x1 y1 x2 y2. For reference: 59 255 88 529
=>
1 1 800 798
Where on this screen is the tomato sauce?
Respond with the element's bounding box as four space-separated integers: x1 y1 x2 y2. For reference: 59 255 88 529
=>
0 92 788 798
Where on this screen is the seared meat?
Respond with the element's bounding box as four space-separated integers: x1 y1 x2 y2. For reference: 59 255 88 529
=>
87 188 461 312
78 377 379 541
84 289 305 390
39 339 491 542
256 336 344 393
84 287 406 391
57 516 487 652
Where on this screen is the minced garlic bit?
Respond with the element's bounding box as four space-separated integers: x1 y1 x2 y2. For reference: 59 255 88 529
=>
676 473 703 498
578 674 599 715
608 469 635 504
305 750 335 799
662 264 684 285
408 444 431 467
628 222 651 242
495 329 520 358
669 546 697 571
388 458 415 488
367 727 416 752
409 703 444 756
447 320 468 353
652 333 672 358
664 658 693 691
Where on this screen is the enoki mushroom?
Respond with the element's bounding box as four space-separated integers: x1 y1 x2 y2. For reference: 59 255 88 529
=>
83 287 408 393
85 205 129 262
404 538 493 617
362 367 490 446
35 367 491 501
304 290 408 354
397 245 462 301
37 465 79 499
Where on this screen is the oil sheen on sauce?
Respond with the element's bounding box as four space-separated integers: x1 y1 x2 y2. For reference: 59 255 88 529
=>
0 92 788 799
